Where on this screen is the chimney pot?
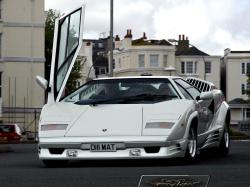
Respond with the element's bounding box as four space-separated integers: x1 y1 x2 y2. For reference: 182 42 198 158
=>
115 35 120 41
182 34 185 40
179 35 181 41
186 36 188 40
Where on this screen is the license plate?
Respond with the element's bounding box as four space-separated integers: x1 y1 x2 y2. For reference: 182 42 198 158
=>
90 143 116 152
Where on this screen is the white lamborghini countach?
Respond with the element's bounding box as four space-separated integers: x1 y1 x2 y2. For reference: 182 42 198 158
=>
36 6 230 167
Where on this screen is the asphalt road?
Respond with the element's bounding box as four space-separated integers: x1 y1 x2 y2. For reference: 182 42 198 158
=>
0 141 250 187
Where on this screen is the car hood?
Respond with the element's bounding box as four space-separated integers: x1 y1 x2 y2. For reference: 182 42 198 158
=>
39 99 194 138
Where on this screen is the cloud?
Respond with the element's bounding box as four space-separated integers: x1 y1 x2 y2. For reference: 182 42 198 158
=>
45 0 250 55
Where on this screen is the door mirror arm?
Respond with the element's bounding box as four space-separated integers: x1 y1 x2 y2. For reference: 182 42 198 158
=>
36 76 48 91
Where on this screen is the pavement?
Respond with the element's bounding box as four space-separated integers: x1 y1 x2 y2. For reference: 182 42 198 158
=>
0 141 250 187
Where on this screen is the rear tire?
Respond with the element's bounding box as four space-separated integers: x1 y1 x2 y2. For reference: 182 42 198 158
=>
218 124 230 156
41 160 69 167
184 126 197 161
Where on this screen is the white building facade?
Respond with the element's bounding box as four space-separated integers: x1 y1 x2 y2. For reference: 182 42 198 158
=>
113 31 221 89
222 49 250 124
0 0 45 128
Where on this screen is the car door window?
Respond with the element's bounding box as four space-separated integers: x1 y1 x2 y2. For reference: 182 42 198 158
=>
55 9 82 97
175 79 200 99
175 83 193 100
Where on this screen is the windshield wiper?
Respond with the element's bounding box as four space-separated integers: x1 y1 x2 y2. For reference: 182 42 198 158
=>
75 94 178 106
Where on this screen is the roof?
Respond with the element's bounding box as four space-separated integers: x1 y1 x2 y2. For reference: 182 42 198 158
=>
176 46 209 56
132 39 172 46
228 98 250 105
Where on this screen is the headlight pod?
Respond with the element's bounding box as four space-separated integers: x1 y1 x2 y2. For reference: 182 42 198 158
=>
41 124 68 131
145 122 175 129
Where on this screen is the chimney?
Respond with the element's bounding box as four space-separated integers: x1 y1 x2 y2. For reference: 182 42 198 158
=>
177 34 190 52
124 29 132 38
123 29 132 48
142 32 147 40
129 29 132 38
115 35 120 41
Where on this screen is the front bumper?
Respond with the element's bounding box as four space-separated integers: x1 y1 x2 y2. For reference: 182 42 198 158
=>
38 136 188 160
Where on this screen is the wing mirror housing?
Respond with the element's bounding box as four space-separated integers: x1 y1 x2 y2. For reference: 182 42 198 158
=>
197 91 213 100
36 76 48 91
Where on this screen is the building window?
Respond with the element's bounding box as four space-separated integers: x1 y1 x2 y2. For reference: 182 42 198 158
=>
163 55 168 67
247 63 250 74
194 61 198 74
138 54 145 68
98 43 103 48
186 61 193 74
181 62 185 74
205 61 211 74
181 61 196 74
241 62 250 74
100 68 106 75
242 63 245 74
242 84 245 95
243 108 250 120
150 55 159 67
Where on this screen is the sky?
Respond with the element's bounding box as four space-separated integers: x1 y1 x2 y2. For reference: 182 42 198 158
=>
45 0 250 56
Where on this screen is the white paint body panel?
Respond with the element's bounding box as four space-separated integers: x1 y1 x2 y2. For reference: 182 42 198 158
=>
65 104 143 137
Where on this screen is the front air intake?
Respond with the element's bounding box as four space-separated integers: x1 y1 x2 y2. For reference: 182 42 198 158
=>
48 148 65 155
144 146 160 153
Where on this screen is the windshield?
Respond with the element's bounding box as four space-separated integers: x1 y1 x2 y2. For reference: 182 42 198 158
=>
0 125 15 133
63 78 180 105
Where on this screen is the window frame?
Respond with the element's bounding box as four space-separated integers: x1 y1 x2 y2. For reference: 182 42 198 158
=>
241 62 245 75
241 84 245 95
149 54 159 67
180 61 197 75
205 61 212 74
138 54 145 68
163 55 168 67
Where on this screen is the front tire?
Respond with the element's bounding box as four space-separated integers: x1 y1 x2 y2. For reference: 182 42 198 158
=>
41 160 69 167
185 126 197 161
218 125 230 156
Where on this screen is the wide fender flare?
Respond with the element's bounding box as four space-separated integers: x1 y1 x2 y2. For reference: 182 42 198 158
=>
183 111 199 139
217 101 230 128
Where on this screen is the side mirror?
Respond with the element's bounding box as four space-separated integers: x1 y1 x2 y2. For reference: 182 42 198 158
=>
36 76 48 90
197 91 213 100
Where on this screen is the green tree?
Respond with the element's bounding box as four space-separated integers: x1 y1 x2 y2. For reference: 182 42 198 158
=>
45 9 60 81
65 57 85 94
